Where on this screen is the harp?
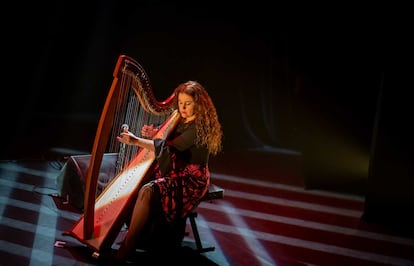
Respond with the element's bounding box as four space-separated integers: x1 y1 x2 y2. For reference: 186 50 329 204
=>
63 55 180 253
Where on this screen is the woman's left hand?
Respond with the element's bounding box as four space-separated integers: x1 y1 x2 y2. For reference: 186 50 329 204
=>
141 124 158 138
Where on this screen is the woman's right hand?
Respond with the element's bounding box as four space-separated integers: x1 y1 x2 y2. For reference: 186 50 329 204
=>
117 130 138 145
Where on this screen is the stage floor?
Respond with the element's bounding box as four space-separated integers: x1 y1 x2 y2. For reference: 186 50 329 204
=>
1 150 414 265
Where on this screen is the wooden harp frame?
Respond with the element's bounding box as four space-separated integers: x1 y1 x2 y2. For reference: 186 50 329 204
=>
63 55 180 253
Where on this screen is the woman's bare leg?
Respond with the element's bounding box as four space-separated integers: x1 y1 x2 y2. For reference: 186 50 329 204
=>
115 183 153 259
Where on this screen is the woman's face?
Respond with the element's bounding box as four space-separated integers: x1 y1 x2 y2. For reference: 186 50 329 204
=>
178 92 196 122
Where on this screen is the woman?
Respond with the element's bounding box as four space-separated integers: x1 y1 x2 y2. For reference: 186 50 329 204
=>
114 80 223 260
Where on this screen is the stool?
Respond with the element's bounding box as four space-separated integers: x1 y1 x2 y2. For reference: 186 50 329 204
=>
186 183 224 253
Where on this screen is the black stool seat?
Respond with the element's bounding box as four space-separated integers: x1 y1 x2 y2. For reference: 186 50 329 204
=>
201 184 224 201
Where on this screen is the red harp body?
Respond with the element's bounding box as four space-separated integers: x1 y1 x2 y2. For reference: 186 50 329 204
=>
63 55 180 253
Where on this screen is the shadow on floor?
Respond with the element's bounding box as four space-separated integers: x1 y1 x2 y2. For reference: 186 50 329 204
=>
61 244 219 266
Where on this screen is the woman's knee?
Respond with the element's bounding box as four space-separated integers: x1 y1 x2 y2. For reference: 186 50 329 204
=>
138 183 154 202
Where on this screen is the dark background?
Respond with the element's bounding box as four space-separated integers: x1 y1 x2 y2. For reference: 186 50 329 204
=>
1 2 412 229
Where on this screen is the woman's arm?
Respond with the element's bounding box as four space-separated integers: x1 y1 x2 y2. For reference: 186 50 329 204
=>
117 131 155 152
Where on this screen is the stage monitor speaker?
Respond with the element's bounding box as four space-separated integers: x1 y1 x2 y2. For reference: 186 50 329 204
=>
56 153 118 210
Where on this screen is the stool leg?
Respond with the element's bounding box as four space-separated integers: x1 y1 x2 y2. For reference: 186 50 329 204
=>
189 212 203 251
188 211 215 253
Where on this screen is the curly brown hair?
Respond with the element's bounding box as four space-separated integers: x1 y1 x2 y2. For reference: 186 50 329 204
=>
173 80 223 155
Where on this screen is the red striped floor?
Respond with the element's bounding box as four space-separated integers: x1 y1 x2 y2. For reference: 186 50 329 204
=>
1 152 414 266
191 172 414 266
